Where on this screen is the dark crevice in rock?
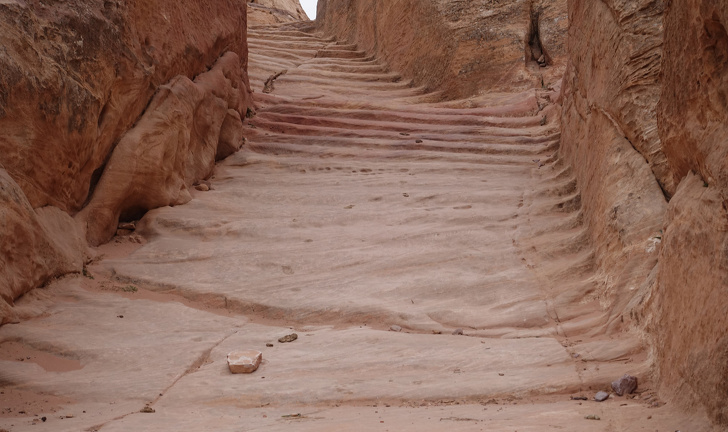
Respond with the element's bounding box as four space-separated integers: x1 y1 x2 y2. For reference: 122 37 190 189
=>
527 5 550 67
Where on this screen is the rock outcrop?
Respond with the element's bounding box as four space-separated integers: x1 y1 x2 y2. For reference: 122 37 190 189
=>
0 0 252 319
316 0 568 98
0 169 86 325
77 52 250 246
651 1 728 424
559 0 668 333
561 0 728 425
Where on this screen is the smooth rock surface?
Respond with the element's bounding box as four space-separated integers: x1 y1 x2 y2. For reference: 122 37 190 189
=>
594 391 609 402
76 52 253 246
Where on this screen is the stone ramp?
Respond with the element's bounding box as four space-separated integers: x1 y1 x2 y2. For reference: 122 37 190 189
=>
1 22 710 432
111 23 590 338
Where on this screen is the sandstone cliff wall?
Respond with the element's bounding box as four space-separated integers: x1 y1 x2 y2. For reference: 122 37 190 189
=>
559 0 669 335
247 0 308 26
316 0 568 99
652 1 728 424
561 0 728 424
316 0 728 424
0 0 252 322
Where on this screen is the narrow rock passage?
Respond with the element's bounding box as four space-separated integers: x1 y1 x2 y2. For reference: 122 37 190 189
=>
0 22 715 432
114 23 578 337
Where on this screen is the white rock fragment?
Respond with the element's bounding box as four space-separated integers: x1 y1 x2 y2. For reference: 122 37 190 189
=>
227 350 262 374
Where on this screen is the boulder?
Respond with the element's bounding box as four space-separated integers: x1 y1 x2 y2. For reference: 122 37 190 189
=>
76 52 251 246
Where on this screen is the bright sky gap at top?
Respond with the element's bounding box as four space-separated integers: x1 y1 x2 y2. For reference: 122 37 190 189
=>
300 0 317 19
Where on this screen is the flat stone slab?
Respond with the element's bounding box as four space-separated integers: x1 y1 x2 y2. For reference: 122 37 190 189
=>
227 350 262 374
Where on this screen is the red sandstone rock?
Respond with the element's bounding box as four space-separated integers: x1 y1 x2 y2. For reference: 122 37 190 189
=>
559 0 728 425
247 0 308 25
651 2 728 425
0 0 251 213
0 0 252 318
316 0 568 98
227 350 263 374
77 52 251 246
558 0 669 336
0 169 87 324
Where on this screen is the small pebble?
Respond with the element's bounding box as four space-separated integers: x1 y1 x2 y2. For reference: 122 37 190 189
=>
452 328 463 335
390 325 402 332
594 391 609 402
278 333 298 343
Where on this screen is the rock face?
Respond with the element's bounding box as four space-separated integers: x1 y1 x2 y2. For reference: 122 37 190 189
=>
247 0 308 25
0 169 87 325
0 0 250 213
0 0 252 318
559 0 669 336
77 52 251 246
316 0 568 98
560 0 728 425
651 4 728 424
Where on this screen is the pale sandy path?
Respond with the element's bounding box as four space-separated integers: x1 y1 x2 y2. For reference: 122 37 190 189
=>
0 22 717 431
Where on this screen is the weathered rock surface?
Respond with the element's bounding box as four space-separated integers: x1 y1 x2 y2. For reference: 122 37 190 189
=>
316 0 568 98
653 175 728 424
559 0 728 425
247 0 308 26
0 0 252 317
0 169 86 325
0 6 723 430
648 4 728 418
227 350 262 374
0 0 250 213
77 52 251 246
559 0 669 336
612 374 638 396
